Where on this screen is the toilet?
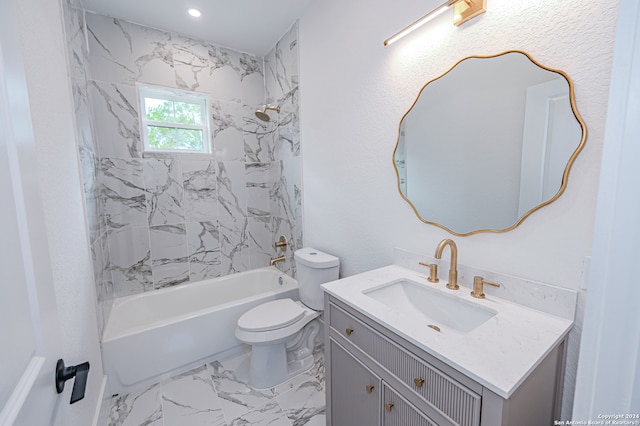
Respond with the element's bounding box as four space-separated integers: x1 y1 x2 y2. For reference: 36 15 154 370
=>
235 247 339 389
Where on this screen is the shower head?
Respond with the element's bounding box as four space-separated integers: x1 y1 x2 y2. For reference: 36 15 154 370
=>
255 105 280 122
255 110 271 122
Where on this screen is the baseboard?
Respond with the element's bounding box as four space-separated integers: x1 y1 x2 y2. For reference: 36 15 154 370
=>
91 375 110 426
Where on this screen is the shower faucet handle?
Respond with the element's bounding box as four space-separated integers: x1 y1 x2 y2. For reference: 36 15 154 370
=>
274 235 287 251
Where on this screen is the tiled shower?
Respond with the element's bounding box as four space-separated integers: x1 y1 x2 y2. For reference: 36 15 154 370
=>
61 0 303 336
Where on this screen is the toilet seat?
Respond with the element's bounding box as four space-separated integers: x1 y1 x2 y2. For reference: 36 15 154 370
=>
237 299 305 332
235 299 319 345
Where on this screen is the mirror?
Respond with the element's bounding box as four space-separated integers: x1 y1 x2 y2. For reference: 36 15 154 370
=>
394 51 586 236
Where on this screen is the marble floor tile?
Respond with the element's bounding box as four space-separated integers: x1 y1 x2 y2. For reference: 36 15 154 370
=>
161 365 226 426
307 346 325 387
208 354 274 422
228 401 292 426
270 369 318 398
276 378 325 426
106 349 326 426
107 384 162 426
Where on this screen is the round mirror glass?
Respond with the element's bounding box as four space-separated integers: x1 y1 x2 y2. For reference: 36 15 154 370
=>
394 51 586 236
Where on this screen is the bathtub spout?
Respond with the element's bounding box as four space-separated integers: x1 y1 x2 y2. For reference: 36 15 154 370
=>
269 255 286 266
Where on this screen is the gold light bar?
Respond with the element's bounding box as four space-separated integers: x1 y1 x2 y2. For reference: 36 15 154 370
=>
453 0 486 25
383 0 486 46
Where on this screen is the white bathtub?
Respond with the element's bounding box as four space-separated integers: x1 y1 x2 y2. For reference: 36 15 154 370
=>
102 267 298 395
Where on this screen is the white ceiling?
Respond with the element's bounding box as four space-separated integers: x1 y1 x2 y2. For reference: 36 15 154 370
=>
80 0 315 56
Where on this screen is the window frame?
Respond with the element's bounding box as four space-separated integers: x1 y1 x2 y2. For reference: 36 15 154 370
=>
138 85 212 154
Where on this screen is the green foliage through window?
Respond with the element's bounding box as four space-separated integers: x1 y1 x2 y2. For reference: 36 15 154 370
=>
147 126 204 150
140 86 210 153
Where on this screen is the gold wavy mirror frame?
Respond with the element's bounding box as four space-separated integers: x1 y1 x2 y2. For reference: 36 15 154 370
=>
393 50 587 236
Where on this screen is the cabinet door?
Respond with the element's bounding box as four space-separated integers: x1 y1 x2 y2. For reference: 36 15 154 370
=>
382 384 437 426
330 339 381 426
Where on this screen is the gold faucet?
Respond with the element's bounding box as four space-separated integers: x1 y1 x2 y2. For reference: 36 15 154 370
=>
435 239 459 290
418 262 439 283
471 276 500 299
269 255 286 266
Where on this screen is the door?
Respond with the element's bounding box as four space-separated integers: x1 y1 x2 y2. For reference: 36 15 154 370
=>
518 78 582 217
329 339 381 426
0 0 64 423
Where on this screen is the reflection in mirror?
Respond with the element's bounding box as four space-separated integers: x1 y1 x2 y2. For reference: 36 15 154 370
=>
394 51 586 236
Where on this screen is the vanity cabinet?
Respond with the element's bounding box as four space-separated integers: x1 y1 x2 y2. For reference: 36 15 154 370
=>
330 339 381 425
330 339 439 426
325 295 566 426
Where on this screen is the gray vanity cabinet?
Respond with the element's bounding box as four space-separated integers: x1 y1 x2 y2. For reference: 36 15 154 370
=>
324 295 566 426
330 339 381 426
329 322 438 426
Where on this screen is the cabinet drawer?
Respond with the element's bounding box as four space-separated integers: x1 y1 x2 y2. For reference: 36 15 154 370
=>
383 384 437 426
330 303 481 426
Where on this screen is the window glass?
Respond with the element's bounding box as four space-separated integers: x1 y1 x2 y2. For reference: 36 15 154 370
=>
139 86 210 153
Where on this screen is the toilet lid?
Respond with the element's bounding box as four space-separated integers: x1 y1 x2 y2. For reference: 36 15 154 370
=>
237 299 306 332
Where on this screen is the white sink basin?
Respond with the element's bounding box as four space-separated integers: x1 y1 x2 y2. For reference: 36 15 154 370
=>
363 279 497 333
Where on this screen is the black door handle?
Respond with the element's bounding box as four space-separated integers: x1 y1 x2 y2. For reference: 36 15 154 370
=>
55 359 90 404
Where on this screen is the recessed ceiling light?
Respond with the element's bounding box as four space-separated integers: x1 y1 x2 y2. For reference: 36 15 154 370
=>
187 8 202 18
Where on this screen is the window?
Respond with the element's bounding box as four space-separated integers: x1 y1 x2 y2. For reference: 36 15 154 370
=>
139 85 211 153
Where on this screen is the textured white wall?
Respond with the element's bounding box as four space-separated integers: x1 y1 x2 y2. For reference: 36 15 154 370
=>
16 0 105 424
299 0 616 286
299 0 618 418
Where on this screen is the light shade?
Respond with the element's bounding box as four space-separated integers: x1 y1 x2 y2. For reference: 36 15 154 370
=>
384 1 452 46
187 8 202 18
383 0 486 47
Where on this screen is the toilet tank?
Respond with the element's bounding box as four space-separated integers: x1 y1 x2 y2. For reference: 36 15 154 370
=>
295 248 339 310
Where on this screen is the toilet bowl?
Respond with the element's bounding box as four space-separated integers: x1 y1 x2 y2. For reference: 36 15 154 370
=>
235 248 339 389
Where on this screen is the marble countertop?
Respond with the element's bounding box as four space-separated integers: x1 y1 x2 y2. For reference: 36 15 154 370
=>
322 264 574 399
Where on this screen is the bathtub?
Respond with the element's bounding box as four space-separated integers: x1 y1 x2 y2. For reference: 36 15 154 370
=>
102 267 298 395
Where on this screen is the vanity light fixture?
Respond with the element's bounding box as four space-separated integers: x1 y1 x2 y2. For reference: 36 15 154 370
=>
383 0 486 46
187 8 202 18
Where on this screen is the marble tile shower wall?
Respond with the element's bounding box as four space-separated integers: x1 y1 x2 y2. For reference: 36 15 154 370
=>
264 24 303 261
62 0 114 336
62 2 302 336
87 12 303 295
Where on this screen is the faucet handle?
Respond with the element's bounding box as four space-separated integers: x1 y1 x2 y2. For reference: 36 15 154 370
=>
471 276 500 299
274 235 287 250
418 262 439 283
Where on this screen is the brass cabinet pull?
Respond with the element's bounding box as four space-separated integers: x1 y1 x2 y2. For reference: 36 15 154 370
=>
365 385 374 394
414 378 425 388
385 403 394 413
345 328 354 336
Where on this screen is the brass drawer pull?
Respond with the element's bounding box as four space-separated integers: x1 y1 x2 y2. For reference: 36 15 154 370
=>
365 385 374 394
385 403 394 413
414 378 425 388
345 328 354 336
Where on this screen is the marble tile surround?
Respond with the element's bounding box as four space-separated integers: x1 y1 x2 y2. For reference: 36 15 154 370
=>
64 6 304 305
107 348 325 426
62 0 114 339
